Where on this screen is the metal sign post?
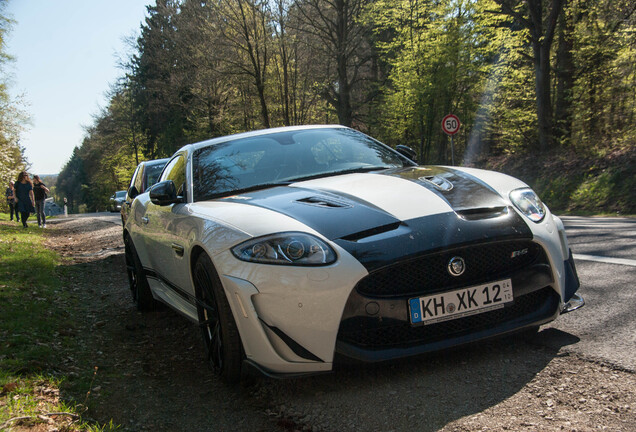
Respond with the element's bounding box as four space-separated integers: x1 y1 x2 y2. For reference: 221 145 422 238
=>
441 114 461 165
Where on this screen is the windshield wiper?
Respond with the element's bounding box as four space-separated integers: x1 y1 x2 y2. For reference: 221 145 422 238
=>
280 166 395 184
341 166 393 173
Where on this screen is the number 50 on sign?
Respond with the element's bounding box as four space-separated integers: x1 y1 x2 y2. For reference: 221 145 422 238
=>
442 114 461 135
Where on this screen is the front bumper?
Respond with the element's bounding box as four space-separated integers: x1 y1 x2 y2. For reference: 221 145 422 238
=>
334 239 563 363
221 238 582 375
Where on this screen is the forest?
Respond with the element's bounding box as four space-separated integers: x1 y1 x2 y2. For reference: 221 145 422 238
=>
3 0 636 214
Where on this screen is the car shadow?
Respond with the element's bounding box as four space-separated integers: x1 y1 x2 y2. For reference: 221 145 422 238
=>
250 328 581 431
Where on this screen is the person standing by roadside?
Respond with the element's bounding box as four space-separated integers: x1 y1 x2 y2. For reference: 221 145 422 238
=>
5 181 20 223
14 171 35 228
32 175 50 228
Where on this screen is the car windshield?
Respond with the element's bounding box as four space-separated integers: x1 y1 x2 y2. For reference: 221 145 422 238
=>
193 128 409 201
115 191 126 198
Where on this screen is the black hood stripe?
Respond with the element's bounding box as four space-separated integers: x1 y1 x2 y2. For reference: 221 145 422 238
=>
381 166 507 211
221 169 530 259
223 186 399 240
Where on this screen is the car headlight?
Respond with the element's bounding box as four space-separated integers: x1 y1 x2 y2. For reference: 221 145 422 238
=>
509 188 546 223
232 232 337 266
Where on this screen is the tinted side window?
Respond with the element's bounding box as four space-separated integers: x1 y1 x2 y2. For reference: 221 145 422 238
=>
145 163 166 190
133 165 144 192
161 154 187 197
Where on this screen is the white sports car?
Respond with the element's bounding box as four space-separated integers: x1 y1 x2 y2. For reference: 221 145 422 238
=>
123 125 583 384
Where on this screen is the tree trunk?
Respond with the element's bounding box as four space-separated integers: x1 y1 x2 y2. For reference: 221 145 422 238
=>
534 42 553 152
336 0 352 126
256 79 271 128
554 3 574 145
496 0 563 152
337 54 352 126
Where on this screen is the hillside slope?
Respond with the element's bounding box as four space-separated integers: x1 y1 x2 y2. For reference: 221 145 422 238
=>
483 144 635 216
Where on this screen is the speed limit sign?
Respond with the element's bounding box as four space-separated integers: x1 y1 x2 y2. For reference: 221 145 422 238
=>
442 114 461 135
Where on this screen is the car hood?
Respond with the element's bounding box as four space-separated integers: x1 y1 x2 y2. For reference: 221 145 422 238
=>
217 166 533 269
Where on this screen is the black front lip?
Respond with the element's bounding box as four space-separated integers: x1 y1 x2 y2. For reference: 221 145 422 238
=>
335 296 559 363
335 262 559 363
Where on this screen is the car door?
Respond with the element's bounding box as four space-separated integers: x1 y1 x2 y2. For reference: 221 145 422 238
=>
123 164 142 222
142 153 191 294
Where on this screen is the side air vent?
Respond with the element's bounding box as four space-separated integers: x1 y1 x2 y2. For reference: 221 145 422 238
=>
296 196 352 209
456 206 509 220
419 175 453 191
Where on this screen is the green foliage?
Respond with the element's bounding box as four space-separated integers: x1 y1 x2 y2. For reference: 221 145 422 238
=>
569 0 636 148
537 165 636 215
53 0 635 213
365 0 524 163
486 144 636 215
569 167 635 214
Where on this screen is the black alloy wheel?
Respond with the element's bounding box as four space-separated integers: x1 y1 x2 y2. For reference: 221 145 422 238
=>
124 235 155 311
194 254 242 384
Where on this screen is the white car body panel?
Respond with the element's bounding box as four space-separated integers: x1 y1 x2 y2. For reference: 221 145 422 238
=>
215 245 368 372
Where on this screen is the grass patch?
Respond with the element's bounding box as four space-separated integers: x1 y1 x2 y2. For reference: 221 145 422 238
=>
533 165 636 215
569 166 636 214
0 213 119 431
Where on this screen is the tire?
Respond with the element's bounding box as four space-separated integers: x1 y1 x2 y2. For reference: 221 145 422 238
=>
124 235 155 311
194 254 243 384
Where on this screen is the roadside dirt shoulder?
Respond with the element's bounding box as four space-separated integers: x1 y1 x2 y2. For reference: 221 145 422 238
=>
41 217 635 432
43 217 276 431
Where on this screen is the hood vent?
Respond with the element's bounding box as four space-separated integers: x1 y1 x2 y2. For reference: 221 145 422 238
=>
296 196 352 209
419 175 454 191
341 222 402 242
456 206 509 221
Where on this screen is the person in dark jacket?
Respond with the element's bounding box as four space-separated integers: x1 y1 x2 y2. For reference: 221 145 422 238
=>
32 175 50 228
14 171 35 228
5 180 19 222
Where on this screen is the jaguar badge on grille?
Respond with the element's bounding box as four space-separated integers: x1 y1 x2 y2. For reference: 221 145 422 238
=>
448 256 466 276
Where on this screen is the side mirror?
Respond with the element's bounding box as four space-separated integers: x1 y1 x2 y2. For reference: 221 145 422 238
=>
396 145 418 163
128 185 139 200
149 180 181 206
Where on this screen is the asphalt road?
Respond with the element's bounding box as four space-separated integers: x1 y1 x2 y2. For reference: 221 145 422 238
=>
541 216 636 371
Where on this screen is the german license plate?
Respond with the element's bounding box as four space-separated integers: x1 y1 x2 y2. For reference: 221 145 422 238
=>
409 279 513 325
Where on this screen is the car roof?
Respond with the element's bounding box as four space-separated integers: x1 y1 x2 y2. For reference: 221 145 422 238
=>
141 158 170 167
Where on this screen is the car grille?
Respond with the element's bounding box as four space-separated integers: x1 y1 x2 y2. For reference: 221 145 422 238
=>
356 240 545 298
337 287 558 349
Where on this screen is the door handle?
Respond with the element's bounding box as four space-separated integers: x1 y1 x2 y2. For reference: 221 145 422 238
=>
172 243 185 257
141 216 149 224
